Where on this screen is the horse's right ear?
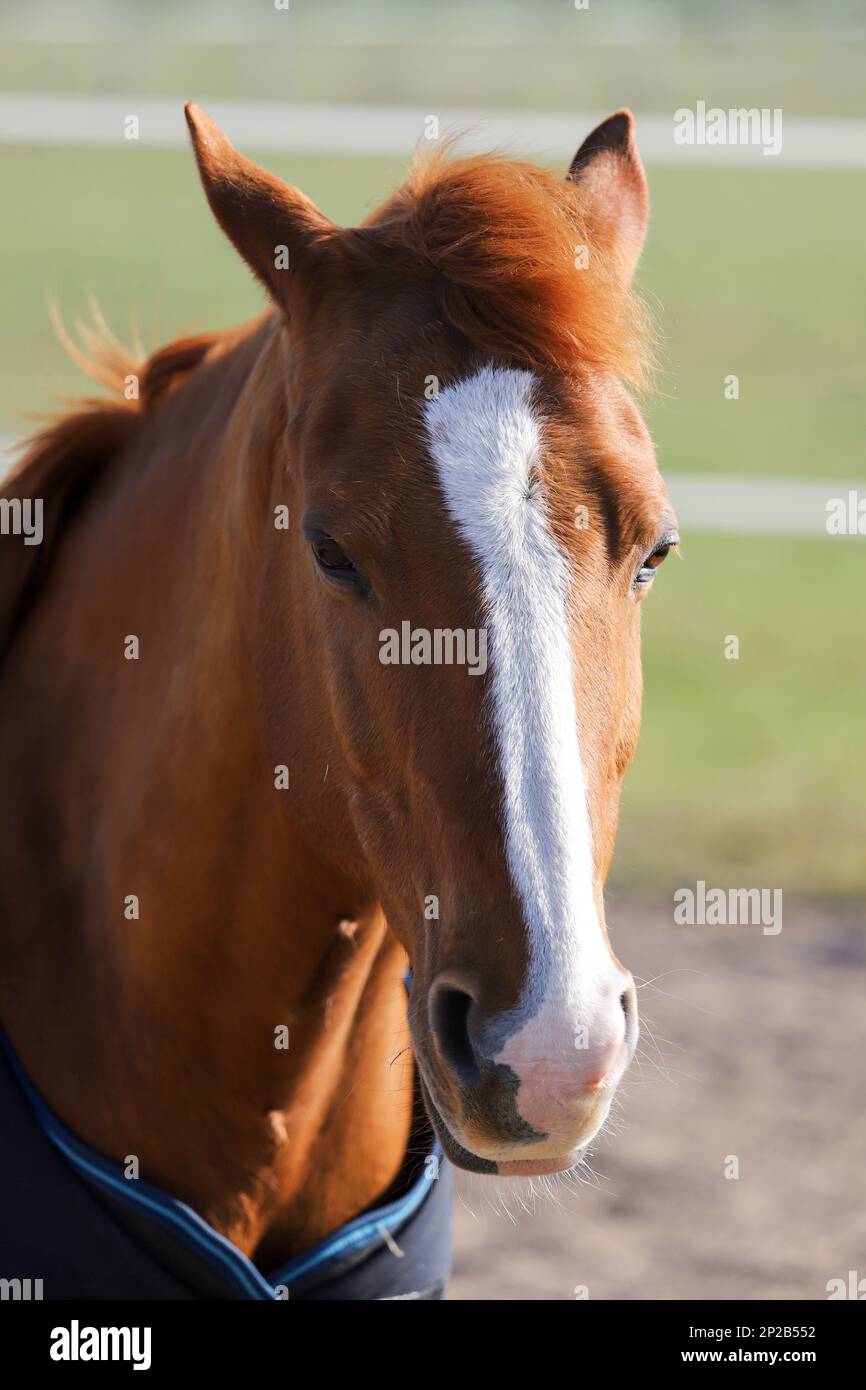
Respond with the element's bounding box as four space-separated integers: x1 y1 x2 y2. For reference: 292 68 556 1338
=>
184 104 338 315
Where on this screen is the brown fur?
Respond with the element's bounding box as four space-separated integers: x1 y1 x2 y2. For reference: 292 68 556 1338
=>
0 111 673 1270
348 144 652 385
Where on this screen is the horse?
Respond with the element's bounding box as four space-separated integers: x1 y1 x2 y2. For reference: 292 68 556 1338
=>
0 106 676 1298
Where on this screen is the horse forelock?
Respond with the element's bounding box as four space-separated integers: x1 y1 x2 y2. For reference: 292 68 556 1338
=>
342 143 653 389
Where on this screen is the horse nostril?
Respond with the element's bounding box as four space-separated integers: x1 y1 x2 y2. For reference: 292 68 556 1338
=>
430 982 480 1086
620 979 638 1047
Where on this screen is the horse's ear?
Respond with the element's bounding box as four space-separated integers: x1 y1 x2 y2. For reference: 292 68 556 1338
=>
184 103 337 314
567 110 648 283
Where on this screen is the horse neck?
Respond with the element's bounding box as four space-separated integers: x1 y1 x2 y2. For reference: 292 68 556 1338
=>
0 316 412 1260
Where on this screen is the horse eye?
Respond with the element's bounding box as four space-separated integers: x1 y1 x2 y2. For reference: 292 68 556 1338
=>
311 536 355 574
634 536 677 588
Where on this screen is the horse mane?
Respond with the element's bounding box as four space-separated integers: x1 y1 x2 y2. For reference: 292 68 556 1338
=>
345 144 652 387
0 312 229 658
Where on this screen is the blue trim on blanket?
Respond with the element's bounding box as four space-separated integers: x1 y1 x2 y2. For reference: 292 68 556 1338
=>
0 1026 440 1301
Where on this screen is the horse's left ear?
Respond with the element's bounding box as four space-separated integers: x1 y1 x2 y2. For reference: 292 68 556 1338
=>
184 103 338 316
567 109 648 283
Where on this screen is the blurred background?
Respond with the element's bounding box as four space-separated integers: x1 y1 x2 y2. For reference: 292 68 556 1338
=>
1 0 863 1299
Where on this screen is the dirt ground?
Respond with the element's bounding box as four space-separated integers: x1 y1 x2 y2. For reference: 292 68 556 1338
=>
448 895 866 1301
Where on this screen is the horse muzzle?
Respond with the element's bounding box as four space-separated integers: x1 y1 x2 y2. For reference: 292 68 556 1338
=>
413 970 638 1176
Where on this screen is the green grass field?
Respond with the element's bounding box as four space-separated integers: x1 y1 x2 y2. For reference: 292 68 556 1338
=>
2 143 863 896
1 30 864 117
3 149 864 479
621 533 866 898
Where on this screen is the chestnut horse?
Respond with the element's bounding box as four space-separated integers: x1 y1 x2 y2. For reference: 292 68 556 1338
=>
0 107 675 1297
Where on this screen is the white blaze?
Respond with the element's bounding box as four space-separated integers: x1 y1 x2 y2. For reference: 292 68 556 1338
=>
424 365 621 1070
